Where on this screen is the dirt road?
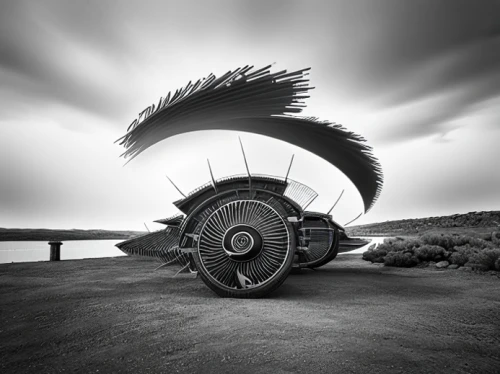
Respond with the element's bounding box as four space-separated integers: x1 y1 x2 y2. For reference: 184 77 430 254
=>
1 255 499 373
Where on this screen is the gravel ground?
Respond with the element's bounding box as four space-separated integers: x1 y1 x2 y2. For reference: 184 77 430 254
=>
1 254 499 374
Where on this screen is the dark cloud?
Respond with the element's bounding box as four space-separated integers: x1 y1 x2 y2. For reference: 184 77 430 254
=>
1 0 500 229
0 1 137 120
364 67 500 144
2 0 499 131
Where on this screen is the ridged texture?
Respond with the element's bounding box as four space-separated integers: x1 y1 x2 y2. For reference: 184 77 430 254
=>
197 200 291 289
117 65 383 212
300 219 334 265
154 214 184 226
115 227 189 266
177 173 317 211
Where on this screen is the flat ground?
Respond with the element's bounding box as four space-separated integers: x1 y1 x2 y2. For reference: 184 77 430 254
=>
1 255 499 374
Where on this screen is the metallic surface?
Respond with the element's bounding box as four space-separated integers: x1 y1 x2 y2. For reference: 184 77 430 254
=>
116 65 383 212
197 200 291 290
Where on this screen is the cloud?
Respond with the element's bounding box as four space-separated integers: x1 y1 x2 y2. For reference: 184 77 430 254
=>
361 65 500 144
1 0 500 229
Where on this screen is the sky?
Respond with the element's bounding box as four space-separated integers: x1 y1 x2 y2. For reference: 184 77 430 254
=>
1 0 499 231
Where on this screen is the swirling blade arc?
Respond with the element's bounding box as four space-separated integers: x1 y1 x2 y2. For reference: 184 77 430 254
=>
116 65 383 213
115 65 383 298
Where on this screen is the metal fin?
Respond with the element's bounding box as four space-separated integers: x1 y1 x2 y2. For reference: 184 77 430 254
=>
238 137 252 195
344 212 363 226
284 154 295 183
166 175 186 198
327 189 345 215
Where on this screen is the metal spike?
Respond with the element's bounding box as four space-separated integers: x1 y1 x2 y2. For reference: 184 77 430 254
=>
207 159 218 194
327 189 345 215
166 175 186 198
238 137 252 195
284 154 294 183
143 222 151 233
344 212 363 227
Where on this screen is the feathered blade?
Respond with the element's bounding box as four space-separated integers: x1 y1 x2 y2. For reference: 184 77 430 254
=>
115 227 189 266
116 65 312 160
117 65 383 212
154 214 184 226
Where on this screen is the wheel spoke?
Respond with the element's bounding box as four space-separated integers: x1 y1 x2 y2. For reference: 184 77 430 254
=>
198 200 291 290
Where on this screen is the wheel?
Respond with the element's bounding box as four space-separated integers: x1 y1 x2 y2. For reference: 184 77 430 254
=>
192 199 295 298
297 217 339 269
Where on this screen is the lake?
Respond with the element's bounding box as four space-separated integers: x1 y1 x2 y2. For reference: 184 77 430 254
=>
0 240 126 264
339 236 386 254
0 237 385 264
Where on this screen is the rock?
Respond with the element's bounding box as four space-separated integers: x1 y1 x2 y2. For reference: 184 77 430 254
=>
458 266 469 271
428 261 436 267
448 264 459 269
436 261 449 268
465 262 489 271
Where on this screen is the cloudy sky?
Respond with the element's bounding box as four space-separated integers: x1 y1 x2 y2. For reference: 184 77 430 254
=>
1 0 499 231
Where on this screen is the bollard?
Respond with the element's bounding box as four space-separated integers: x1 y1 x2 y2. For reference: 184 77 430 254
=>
48 241 63 261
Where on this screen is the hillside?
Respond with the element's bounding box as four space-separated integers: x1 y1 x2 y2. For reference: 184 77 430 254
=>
346 211 500 237
0 228 146 241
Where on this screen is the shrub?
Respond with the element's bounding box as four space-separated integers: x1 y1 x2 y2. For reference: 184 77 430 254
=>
362 248 387 263
492 231 500 246
384 252 419 267
420 234 455 250
468 248 500 270
420 233 494 251
466 237 494 249
378 238 421 253
479 233 492 241
414 245 449 262
495 257 500 271
449 244 477 266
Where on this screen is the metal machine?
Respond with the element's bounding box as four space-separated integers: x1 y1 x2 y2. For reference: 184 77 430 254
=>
115 65 383 298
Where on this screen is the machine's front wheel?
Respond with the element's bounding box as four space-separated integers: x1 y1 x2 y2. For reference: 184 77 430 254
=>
193 200 295 298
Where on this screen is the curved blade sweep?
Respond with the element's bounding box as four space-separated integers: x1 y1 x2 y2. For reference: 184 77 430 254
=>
116 65 383 212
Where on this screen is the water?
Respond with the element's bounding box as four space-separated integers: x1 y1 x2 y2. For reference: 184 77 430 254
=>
0 237 387 264
340 236 386 254
0 240 126 264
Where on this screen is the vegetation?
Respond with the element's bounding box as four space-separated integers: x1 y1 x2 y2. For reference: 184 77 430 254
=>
363 232 500 271
347 211 500 236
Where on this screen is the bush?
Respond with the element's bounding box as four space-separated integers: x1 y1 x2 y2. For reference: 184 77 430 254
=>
492 231 500 246
468 248 500 270
384 252 419 267
420 233 494 251
362 248 387 263
379 238 421 253
420 234 455 250
414 245 449 262
449 245 477 266
466 237 495 249
361 234 500 269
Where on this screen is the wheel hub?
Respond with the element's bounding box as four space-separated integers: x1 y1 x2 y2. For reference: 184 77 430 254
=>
223 225 263 260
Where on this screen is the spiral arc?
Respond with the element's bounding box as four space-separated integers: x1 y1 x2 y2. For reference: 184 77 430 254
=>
196 200 292 293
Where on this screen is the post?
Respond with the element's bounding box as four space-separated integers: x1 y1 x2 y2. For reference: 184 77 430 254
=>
49 241 63 261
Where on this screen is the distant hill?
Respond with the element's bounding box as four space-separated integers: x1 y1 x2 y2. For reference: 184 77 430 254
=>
0 228 146 241
346 211 500 237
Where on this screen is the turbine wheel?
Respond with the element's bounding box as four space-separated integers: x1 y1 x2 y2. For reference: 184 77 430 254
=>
193 199 295 298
